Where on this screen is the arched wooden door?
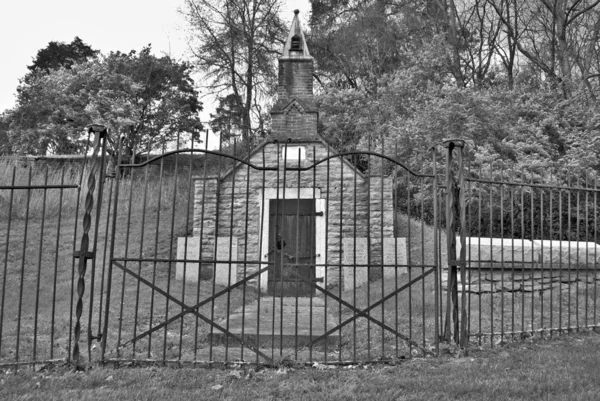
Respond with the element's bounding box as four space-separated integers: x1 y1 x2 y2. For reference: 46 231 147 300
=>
268 199 316 296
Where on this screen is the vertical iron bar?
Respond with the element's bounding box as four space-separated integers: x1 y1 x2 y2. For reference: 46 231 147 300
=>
380 140 386 356
338 146 344 361
240 144 252 361
500 164 505 342
97 157 115 337
0 167 15 361
33 168 49 362
178 135 191 361
584 173 589 328
549 179 554 336
311 145 317 362
225 140 237 360
567 177 572 331
477 165 482 344
294 148 301 359
116 145 135 359
419 151 426 349
194 138 209 361
456 143 467 348
15 167 32 368
255 146 266 364
594 175 598 326
431 146 440 355
540 177 545 336
279 142 288 354
101 135 124 361
209 131 224 362
366 136 371 360
510 167 516 339
530 167 535 334
50 167 66 360
133 155 151 360
576 178 581 330
352 138 359 362
324 144 331 363
406 159 412 355
164 142 180 360
558 186 563 331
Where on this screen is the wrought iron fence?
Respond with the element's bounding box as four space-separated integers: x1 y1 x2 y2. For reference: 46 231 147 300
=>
1 129 599 370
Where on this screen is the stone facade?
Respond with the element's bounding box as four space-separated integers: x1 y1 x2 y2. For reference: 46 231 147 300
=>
179 142 399 290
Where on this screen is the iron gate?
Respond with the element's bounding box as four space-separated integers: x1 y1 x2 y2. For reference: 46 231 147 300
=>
93 131 448 367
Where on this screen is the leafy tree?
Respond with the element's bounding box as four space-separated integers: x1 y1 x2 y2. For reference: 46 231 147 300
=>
488 0 600 98
0 117 10 155
182 0 287 151
209 94 244 142
27 36 98 74
5 46 203 158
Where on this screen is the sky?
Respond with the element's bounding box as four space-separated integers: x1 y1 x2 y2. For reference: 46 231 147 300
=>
0 0 311 120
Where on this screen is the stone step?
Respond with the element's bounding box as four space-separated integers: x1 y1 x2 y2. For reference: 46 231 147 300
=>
212 297 341 348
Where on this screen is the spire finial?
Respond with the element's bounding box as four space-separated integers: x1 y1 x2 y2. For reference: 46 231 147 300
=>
282 9 311 58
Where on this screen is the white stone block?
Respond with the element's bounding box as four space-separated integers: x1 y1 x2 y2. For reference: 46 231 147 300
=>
383 238 408 277
532 240 600 269
343 237 368 291
215 237 238 287
456 237 537 265
176 237 201 283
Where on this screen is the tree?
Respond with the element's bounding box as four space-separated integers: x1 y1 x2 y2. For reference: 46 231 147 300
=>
182 0 287 151
27 36 98 74
209 94 244 142
0 117 10 155
488 0 600 98
5 46 203 157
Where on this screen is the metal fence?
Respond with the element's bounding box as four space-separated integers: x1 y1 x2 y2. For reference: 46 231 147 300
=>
1 128 599 370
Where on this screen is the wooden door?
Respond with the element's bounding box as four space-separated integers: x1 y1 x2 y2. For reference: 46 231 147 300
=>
268 199 316 297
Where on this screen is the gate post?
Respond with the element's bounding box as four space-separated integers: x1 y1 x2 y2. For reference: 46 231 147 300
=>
73 124 108 368
442 139 467 347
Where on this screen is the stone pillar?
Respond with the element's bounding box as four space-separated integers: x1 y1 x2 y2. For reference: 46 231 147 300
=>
368 176 394 264
193 176 219 254
176 176 219 284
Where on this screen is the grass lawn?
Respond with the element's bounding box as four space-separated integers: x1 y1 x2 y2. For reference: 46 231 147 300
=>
2 331 600 400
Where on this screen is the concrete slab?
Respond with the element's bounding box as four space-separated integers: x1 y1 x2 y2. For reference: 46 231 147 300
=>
532 240 600 269
456 237 537 265
212 297 341 349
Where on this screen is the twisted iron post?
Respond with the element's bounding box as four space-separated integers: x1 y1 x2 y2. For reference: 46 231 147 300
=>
442 139 466 346
73 124 107 369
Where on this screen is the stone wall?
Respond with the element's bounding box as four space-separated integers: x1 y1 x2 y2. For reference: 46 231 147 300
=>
449 237 600 294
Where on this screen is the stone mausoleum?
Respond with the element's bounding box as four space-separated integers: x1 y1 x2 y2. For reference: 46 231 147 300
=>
177 11 406 296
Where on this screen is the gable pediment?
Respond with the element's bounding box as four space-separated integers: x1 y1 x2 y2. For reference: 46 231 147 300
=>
283 99 305 114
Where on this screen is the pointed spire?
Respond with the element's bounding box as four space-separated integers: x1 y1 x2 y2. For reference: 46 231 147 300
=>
281 10 311 59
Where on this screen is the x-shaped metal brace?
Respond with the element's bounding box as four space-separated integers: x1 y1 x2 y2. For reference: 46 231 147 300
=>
288 267 438 357
111 260 273 363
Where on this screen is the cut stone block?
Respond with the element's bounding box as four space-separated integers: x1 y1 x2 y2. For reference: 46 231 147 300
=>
176 236 237 285
456 237 537 267
342 237 368 291
176 236 201 283
215 237 238 287
383 238 408 277
532 240 600 270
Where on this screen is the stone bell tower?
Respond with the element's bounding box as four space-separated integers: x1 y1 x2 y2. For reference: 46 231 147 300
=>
270 10 319 142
